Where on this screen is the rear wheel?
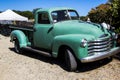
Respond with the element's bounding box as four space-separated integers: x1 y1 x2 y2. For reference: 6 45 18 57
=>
65 48 77 71
14 39 22 53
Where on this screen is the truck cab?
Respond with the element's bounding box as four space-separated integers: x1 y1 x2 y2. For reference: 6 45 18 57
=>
10 7 120 71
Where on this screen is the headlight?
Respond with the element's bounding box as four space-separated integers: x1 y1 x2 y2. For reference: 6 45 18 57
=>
81 39 87 47
101 22 110 30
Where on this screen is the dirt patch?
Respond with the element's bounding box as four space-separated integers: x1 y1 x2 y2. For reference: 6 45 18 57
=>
0 35 120 80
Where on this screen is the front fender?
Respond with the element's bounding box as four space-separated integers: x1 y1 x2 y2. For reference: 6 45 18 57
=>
10 30 27 48
52 34 95 59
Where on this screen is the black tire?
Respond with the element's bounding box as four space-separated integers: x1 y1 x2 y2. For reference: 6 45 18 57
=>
14 39 22 53
65 49 77 71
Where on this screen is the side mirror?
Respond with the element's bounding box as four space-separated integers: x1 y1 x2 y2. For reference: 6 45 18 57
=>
51 20 57 24
53 20 57 23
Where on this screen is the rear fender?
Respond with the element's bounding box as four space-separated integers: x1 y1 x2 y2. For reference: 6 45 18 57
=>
10 30 27 48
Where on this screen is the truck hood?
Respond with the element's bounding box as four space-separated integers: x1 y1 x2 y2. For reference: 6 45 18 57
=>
54 20 108 38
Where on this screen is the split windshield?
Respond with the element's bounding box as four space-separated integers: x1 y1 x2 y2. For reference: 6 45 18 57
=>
51 10 79 23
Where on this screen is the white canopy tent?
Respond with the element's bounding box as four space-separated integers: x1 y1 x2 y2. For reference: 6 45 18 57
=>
0 9 28 21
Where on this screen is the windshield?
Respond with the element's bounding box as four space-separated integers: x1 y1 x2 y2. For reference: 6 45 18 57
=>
51 10 79 23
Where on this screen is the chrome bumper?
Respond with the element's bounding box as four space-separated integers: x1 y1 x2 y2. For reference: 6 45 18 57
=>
81 47 120 63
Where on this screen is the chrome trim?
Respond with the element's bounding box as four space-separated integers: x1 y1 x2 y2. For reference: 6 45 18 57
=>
87 36 114 54
88 40 112 46
88 43 111 50
89 37 111 42
88 47 111 53
81 47 120 63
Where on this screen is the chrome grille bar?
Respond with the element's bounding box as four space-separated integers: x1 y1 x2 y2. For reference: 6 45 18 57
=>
88 44 110 50
88 47 111 53
88 37 113 54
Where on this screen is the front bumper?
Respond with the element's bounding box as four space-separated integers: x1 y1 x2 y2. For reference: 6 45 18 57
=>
81 47 120 63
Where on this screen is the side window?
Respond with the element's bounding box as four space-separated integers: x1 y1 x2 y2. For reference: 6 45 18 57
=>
51 10 69 22
68 10 79 20
38 13 50 24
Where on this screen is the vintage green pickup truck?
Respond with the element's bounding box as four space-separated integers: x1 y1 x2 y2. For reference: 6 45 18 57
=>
10 7 120 71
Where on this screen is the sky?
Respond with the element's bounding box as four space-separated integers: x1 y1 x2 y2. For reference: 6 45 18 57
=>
0 0 107 16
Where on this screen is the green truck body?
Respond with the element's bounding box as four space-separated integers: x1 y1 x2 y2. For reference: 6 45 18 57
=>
10 8 120 71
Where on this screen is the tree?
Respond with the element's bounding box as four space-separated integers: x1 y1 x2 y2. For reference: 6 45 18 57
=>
21 11 34 19
108 0 114 3
111 0 120 26
80 16 88 21
13 10 34 19
88 4 112 24
109 0 120 33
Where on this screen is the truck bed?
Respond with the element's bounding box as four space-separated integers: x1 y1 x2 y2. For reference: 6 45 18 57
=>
9 26 34 31
9 21 34 32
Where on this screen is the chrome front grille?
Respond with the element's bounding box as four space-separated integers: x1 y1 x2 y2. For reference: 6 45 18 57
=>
88 37 113 54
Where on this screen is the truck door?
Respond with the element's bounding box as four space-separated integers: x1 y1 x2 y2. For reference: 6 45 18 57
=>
33 12 53 50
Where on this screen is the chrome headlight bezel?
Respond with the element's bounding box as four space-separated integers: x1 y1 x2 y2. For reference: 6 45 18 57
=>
81 39 87 47
101 22 110 30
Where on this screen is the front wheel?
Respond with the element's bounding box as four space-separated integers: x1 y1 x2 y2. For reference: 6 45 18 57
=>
14 39 22 53
65 49 77 71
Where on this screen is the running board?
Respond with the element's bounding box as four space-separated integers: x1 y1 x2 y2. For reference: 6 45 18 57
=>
22 47 52 57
